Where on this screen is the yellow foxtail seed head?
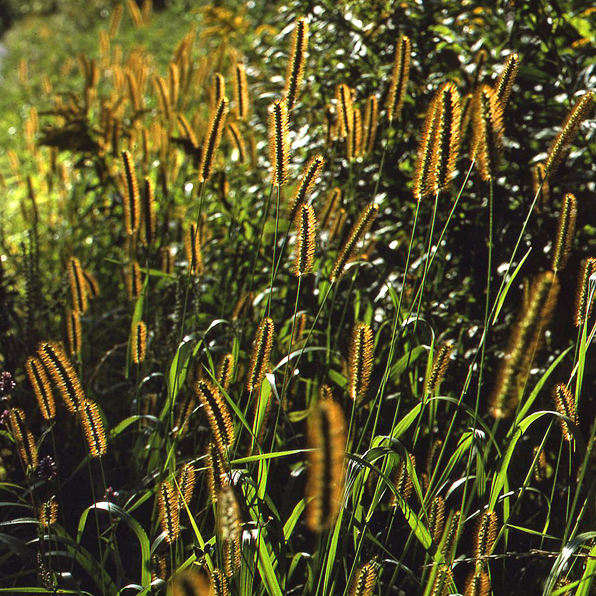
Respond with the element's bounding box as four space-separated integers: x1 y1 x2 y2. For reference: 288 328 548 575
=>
8 407 38 470
131 319 147 364
348 322 373 401
177 462 197 508
216 485 241 543
413 93 440 201
441 509 461 558
489 271 559 418
306 398 347 531
574 257 596 327
493 53 520 111
429 82 462 195
246 318 275 393
124 260 143 300
336 83 354 139
217 353 235 391
551 193 577 272
285 18 308 110
471 85 504 182
39 496 58 527
210 568 230 596
553 383 577 442
234 63 250 120
26 356 56 420
121 150 140 235
141 177 156 247
66 308 82 357
363 95 379 154
80 399 107 458
185 224 203 276
68 256 88 314
463 570 490 596
224 535 241 578
426 343 453 394
212 72 225 106
157 481 180 543
268 100 290 186
474 510 498 560
195 380 235 456
287 155 325 222
293 203 317 277
543 91 594 179
198 97 229 183
330 202 379 282
319 187 342 230
428 495 446 544
207 441 230 504
38 340 85 413
386 35 411 122
160 247 175 275
82 269 100 299
390 453 415 507
533 162 550 206
348 560 378 596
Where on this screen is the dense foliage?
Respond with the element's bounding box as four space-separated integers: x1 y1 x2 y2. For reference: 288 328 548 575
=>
1 1 596 594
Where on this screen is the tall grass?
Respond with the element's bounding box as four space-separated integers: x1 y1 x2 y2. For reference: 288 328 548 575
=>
0 2 595 595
